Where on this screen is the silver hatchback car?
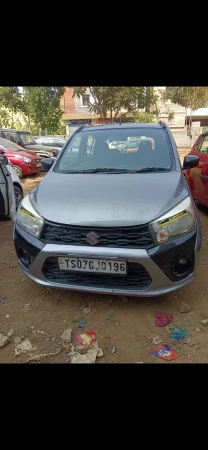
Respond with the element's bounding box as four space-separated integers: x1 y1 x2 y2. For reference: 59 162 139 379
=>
14 122 201 297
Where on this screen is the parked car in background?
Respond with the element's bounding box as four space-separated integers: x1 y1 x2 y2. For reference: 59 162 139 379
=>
0 154 23 219
14 122 201 297
120 137 155 152
34 136 66 150
185 131 208 207
0 138 41 178
0 129 58 159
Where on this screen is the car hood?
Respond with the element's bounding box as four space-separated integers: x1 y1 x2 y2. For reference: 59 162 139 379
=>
25 144 55 153
31 170 189 227
6 149 39 159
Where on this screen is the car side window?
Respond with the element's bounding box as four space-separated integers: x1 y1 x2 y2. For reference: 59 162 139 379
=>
54 139 63 148
197 136 208 154
0 138 17 151
7 132 19 144
43 139 52 146
128 142 139 149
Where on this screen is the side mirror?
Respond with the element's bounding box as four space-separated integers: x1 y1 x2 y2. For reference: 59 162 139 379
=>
0 155 8 165
0 147 5 154
3 156 9 165
41 157 54 171
183 155 199 169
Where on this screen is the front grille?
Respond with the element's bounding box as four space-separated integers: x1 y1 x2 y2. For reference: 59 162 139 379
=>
42 258 152 290
41 221 154 249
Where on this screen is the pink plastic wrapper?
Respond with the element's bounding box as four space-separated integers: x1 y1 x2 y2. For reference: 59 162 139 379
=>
155 312 173 327
76 331 96 346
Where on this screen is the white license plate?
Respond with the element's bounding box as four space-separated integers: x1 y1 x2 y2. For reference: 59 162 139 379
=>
36 163 41 168
58 257 127 275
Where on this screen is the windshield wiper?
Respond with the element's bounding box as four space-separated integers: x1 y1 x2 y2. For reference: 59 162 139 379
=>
133 167 169 173
61 167 169 174
82 168 138 173
68 168 142 174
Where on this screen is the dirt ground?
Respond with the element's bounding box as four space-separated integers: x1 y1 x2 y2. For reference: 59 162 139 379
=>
1 149 208 364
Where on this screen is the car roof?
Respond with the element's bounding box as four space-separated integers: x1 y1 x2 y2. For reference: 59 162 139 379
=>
81 122 165 132
0 128 30 133
36 136 65 140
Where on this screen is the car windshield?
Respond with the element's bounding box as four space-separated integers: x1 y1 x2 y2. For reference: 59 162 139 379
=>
55 127 174 173
0 138 23 152
19 133 35 145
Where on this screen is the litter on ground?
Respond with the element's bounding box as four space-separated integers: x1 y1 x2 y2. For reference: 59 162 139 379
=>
152 336 163 345
60 328 72 344
152 343 178 361
26 348 62 362
107 310 115 320
155 312 173 327
169 324 190 342
0 333 9 348
108 344 116 354
70 342 103 364
15 339 37 356
78 320 87 328
76 331 96 346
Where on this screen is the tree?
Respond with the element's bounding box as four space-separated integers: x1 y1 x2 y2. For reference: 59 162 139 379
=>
0 86 25 127
22 87 65 135
71 86 146 122
133 111 155 123
165 86 207 128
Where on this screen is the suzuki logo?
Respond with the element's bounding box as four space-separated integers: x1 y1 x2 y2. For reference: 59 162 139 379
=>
86 232 100 246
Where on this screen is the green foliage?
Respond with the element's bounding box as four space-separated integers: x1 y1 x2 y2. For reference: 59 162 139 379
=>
71 86 146 122
0 87 25 127
0 109 12 128
167 110 175 121
166 87 207 111
22 87 65 134
133 111 155 123
57 120 67 135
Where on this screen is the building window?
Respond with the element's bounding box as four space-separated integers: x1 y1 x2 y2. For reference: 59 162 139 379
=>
81 95 90 107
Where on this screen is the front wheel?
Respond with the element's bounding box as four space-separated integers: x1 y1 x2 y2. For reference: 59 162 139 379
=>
13 165 23 179
14 186 23 211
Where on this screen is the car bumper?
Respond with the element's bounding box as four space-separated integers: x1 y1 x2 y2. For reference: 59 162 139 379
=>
22 163 41 175
13 220 202 297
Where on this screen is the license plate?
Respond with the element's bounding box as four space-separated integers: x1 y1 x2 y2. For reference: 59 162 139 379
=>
58 257 127 275
36 163 41 168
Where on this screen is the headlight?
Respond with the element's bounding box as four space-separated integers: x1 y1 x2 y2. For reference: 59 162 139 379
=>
16 195 44 238
17 156 31 163
150 196 196 245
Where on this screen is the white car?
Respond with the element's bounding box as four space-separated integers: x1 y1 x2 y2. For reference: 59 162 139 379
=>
0 154 23 220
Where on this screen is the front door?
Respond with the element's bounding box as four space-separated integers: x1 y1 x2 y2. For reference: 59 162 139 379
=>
0 156 16 219
0 156 9 216
190 135 208 205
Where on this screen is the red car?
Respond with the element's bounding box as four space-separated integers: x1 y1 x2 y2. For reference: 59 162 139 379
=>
0 137 41 178
185 131 208 206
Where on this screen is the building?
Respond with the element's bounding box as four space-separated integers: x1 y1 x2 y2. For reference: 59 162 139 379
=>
61 88 134 135
61 88 106 136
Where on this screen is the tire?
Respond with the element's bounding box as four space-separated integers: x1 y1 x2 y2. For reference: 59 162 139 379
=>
13 165 23 178
14 186 23 211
